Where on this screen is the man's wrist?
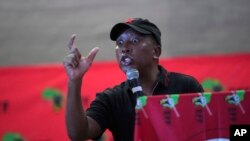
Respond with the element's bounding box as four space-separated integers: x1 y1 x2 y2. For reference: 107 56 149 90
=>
68 78 82 87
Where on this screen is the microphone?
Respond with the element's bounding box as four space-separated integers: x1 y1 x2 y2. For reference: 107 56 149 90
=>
126 68 144 97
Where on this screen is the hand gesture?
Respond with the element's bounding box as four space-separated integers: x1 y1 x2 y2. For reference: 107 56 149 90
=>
63 34 99 81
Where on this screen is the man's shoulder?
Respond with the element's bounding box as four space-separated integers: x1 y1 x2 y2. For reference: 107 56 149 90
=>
93 81 133 105
169 72 198 81
158 65 200 83
168 71 204 93
98 81 128 96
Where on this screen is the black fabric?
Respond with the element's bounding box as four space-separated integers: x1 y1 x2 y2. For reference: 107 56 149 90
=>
86 65 204 141
110 18 162 46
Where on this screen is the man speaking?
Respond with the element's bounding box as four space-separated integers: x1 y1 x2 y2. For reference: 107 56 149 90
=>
63 18 204 141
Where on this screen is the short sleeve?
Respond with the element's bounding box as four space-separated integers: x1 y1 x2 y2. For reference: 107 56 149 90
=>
86 92 112 135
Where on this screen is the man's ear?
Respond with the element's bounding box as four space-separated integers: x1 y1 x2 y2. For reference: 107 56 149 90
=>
153 45 161 59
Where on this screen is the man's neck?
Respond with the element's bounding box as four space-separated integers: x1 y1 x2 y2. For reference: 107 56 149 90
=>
139 66 159 96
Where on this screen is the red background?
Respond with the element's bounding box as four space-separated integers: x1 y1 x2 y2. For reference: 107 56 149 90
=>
0 53 250 141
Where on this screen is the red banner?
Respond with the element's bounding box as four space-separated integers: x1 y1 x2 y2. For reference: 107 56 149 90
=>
134 90 250 141
0 53 250 141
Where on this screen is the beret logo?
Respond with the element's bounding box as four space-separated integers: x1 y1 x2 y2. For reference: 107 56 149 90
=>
125 18 135 23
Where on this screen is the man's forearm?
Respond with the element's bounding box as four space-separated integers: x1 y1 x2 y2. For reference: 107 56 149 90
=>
66 80 89 140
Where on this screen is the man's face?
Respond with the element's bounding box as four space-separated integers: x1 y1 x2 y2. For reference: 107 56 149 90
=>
115 28 159 73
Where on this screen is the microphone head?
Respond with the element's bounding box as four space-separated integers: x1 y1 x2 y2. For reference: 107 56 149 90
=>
126 68 139 80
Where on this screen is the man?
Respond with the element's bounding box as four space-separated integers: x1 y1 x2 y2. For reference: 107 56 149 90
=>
63 18 204 141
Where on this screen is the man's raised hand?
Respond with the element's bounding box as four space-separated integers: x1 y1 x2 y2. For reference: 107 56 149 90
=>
63 34 99 81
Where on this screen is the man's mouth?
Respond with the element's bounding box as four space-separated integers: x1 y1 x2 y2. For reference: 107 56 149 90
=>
120 56 133 66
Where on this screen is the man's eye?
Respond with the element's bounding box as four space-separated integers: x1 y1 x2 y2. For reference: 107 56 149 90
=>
132 38 139 44
117 40 124 46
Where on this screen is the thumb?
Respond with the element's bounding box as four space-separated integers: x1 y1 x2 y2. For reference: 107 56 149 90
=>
86 47 100 62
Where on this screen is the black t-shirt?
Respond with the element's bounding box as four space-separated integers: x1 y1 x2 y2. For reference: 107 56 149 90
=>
86 66 204 141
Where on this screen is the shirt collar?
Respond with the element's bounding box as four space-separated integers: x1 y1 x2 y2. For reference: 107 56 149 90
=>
156 65 169 87
125 65 169 92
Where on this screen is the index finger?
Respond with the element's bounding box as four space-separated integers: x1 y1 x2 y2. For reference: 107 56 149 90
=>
67 34 76 50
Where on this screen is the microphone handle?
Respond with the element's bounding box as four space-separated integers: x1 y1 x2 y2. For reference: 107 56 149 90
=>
129 78 144 97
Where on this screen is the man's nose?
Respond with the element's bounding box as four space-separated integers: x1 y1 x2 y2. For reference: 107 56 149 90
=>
121 45 132 54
